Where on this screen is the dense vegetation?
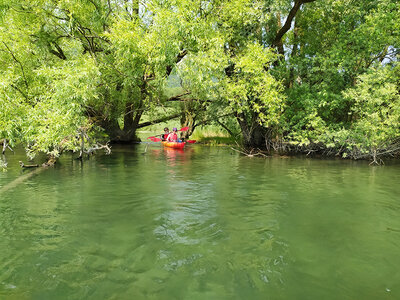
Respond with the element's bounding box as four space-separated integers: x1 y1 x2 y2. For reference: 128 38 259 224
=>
1 0 399 162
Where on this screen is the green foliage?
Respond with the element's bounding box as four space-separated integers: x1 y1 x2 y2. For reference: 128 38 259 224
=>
341 65 400 156
278 0 400 159
284 64 400 159
0 0 399 162
223 43 285 127
25 57 100 157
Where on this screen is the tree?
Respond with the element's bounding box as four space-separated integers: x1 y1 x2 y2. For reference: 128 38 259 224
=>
1 0 399 162
273 0 400 160
0 0 220 157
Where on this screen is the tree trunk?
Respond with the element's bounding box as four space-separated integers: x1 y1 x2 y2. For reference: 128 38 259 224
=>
180 111 196 139
99 102 142 143
288 15 300 88
236 112 266 149
122 102 137 141
275 13 285 56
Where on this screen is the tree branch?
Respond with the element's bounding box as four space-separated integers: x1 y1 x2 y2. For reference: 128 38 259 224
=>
192 113 234 130
272 0 316 54
87 0 100 12
137 113 182 129
165 92 191 101
11 84 30 102
2 42 29 88
49 41 67 60
216 120 234 136
165 93 213 104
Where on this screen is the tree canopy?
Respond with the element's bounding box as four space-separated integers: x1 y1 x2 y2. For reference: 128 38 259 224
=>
1 0 399 162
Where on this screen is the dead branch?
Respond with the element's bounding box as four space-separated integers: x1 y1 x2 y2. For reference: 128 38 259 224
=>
2 139 14 154
230 145 268 158
85 143 112 155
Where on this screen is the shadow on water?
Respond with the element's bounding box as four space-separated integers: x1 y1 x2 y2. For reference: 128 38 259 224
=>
1 145 400 299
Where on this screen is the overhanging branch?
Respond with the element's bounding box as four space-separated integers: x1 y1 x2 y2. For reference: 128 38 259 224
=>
137 113 181 129
2 42 29 88
166 92 190 102
192 113 235 130
165 93 213 104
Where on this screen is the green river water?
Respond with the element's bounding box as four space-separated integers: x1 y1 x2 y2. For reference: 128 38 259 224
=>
1 144 400 299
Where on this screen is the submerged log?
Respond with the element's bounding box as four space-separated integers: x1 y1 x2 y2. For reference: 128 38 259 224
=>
19 161 39 168
1 164 45 194
19 156 56 168
1 157 56 194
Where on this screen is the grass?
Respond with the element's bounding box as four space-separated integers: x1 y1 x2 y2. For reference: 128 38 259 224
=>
191 126 238 145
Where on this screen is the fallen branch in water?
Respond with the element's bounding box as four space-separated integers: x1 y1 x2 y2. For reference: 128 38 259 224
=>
19 155 56 168
19 161 39 168
230 145 268 158
86 143 112 155
76 127 111 159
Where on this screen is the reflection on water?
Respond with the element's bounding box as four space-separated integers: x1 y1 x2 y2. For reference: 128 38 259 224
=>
1 145 400 299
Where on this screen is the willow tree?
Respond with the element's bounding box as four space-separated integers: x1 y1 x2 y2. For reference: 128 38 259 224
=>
2 0 398 161
174 0 291 148
0 1 102 158
192 0 400 156
0 0 220 158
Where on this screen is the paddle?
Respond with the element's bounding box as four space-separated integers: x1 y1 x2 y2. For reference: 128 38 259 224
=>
147 133 166 141
187 140 196 143
147 136 162 142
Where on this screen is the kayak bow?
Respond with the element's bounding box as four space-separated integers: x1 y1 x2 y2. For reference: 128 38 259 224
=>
162 141 186 149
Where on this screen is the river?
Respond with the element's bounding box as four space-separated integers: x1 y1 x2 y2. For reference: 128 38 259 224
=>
1 144 400 299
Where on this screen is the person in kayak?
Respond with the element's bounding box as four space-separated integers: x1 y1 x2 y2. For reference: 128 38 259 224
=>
161 127 170 141
166 127 181 142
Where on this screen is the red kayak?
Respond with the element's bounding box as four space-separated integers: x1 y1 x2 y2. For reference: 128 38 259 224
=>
162 141 186 149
